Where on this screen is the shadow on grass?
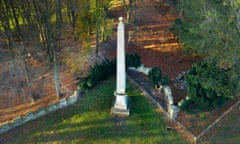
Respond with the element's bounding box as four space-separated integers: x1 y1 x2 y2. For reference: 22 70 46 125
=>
1 77 188 144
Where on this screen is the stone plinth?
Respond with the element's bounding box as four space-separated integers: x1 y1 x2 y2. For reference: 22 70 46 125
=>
111 93 130 116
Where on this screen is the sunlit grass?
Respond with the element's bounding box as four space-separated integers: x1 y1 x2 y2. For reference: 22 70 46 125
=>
4 77 188 144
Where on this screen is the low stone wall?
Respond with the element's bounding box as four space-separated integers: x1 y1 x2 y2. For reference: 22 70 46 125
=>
0 90 80 134
127 74 195 142
127 70 240 143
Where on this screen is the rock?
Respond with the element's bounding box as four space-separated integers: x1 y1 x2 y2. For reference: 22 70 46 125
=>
178 99 185 107
128 64 152 75
168 104 180 120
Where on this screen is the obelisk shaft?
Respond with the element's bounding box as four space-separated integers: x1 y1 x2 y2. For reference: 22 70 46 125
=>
111 17 129 116
116 17 126 94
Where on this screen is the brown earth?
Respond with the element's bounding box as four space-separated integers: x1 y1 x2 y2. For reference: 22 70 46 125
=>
0 0 196 136
101 0 239 141
102 1 198 78
1 0 237 143
0 38 82 123
100 0 196 104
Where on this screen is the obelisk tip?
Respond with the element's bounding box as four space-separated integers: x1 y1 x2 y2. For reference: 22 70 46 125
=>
119 17 123 22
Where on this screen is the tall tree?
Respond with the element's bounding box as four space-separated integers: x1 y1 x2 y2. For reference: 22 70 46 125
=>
172 0 240 69
171 1 240 110
122 0 138 23
0 0 15 53
95 0 111 54
32 0 63 98
66 0 78 31
0 0 33 102
74 0 112 54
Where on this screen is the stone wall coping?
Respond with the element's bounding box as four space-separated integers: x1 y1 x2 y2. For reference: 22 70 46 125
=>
0 90 79 135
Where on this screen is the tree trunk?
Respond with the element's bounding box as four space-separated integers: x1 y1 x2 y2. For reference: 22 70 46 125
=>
122 0 136 23
54 0 63 99
95 0 100 55
54 56 61 98
9 0 22 38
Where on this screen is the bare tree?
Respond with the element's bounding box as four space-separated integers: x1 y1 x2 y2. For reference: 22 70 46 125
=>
32 0 63 98
122 0 138 23
0 0 32 95
66 0 78 32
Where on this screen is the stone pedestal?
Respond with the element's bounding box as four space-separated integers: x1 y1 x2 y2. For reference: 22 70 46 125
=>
111 17 130 117
111 93 130 116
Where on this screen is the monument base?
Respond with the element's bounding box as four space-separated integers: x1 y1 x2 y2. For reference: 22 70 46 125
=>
111 107 130 117
111 93 130 117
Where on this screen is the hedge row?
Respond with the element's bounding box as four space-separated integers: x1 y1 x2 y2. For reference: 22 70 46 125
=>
76 53 141 91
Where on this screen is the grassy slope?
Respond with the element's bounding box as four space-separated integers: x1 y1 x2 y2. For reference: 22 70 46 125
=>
2 77 188 144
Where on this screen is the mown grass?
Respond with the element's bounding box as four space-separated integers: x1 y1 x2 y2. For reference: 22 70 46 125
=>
200 104 240 144
2 77 188 144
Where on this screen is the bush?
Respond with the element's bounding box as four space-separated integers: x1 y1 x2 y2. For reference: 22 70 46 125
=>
161 75 170 86
126 53 141 68
76 77 89 91
184 61 239 110
148 67 162 86
148 67 170 87
76 53 141 92
76 59 116 91
179 100 195 113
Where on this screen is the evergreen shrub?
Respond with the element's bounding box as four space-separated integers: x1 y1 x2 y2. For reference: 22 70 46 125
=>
148 67 162 86
76 53 141 91
126 53 141 68
148 67 170 87
182 61 240 111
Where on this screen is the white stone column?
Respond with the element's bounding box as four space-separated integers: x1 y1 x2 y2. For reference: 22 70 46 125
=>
117 17 126 94
111 17 130 116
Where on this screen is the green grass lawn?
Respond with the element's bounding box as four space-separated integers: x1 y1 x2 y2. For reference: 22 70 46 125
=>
200 105 240 144
2 77 188 144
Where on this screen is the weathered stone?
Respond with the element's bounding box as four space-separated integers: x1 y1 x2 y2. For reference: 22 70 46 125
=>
67 94 78 105
178 99 185 107
132 64 152 75
111 17 130 116
12 116 22 127
0 122 11 134
163 86 173 105
168 104 180 119
22 112 34 122
59 98 67 107
0 91 80 135
111 107 130 117
34 108 46 117
48 103 58 112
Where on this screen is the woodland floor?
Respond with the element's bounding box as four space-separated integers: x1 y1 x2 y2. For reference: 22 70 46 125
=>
0 0 194 125
100 0 240 142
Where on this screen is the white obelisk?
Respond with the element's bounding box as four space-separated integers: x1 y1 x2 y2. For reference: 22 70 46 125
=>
111 17 130 116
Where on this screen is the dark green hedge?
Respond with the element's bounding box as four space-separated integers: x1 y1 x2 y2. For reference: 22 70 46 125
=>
126 53 141 68
76 53 141 91
181 61 240 110
148 67 170 87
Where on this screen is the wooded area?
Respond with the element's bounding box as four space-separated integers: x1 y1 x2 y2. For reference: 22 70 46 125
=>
0 0 240 115
171 0 240 110
1 1 240 143
0 0 139 107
